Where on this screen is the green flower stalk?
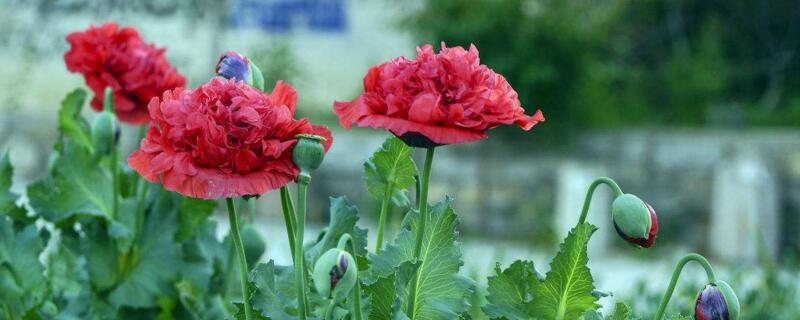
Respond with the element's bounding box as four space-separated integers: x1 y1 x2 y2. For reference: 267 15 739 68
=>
94 87 120 219
406 147 435 317
292 134 327 320
226 198 253 320
653 253 740 320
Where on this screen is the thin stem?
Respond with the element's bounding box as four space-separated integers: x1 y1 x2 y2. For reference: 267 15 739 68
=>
324 301 336 320
110 146 119 220
295 180 310 320
337 234 363 320
406 147 435 318
653 253 718 320
280 186 297 262
226 198 252 320
134 181 149 239
577 177 624 225
374 184 393 253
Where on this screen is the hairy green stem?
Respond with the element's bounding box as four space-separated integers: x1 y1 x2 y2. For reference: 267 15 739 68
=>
226 198 252 320
374 184 393 253
406 147 435 318
337 234 363 320
134 181 148 240
110 147 119 220
280 186 297 262
653 253 717 320
577 177 624 225
295 179 310 320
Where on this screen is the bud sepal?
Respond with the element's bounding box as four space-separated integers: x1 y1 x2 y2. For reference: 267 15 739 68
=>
312 247 357 303
611 193 658 248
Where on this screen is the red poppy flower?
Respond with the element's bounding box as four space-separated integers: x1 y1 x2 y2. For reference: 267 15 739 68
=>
64 22 186 124
334 43 544 147
128 78 332 199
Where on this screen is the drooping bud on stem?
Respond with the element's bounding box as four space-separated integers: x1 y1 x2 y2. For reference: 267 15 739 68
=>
312 247 357 303
293 134 327 183
611 194 658 248
695 281 740 320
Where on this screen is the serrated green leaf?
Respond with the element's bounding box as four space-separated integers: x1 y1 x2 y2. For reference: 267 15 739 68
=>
363 137 417 208
46 241 87 299
529 223 599 320
368 198 473 320
58 89 94 153
28 142 112 225
305 196 369 266
608 301 630 320
483 260 538 320
364 260 419 320
242 261 298 320
175 279 230 320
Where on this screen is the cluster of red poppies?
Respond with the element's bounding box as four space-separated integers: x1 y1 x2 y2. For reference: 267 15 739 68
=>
64 22 544 200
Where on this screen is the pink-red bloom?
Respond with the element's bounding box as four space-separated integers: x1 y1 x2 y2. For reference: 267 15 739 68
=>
64 22 186 124
334 43 543 147
128 78 332 199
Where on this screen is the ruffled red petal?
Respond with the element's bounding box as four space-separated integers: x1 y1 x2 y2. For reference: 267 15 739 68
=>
64 22 185 125
333 43 544 145
128 78 332 199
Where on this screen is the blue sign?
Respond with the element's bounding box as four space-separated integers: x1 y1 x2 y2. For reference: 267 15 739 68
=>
232 0 347 32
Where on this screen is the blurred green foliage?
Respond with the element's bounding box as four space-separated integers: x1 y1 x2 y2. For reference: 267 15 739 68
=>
404 0 800 142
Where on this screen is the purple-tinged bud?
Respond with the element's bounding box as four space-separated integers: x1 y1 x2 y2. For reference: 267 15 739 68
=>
313 248 357 302
215 51 265 91
695 281 739 320
611 194 658 248
216 51 250 82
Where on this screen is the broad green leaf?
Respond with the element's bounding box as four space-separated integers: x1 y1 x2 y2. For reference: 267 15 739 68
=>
364 260 419 320
363 137 418 207
28 142 112 225
665 315 692 320
80 221 119 291
179 221 227 291
0 217 47 316
107 198 182 308
368 198 473 320
305 196 369 266
608 301 630 320
483 260 538 319
176 197 219 241
529 223 599 320
58 89 94 153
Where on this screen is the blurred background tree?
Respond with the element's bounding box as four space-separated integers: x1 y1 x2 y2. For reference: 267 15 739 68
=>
403 0 800 144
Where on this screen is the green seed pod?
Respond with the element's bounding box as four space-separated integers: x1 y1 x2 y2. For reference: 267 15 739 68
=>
611 193 658 248
292 134 326 178
240 224 266 268
91 111 117 156
312 248 357 302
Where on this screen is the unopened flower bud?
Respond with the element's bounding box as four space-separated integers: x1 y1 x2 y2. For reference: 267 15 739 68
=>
91 111 117 156
695 281 739 320
312 248 357 302
215 51 265 91
216 51 250 82
293 134 327 180
611 194 658 248
240 224 266 268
